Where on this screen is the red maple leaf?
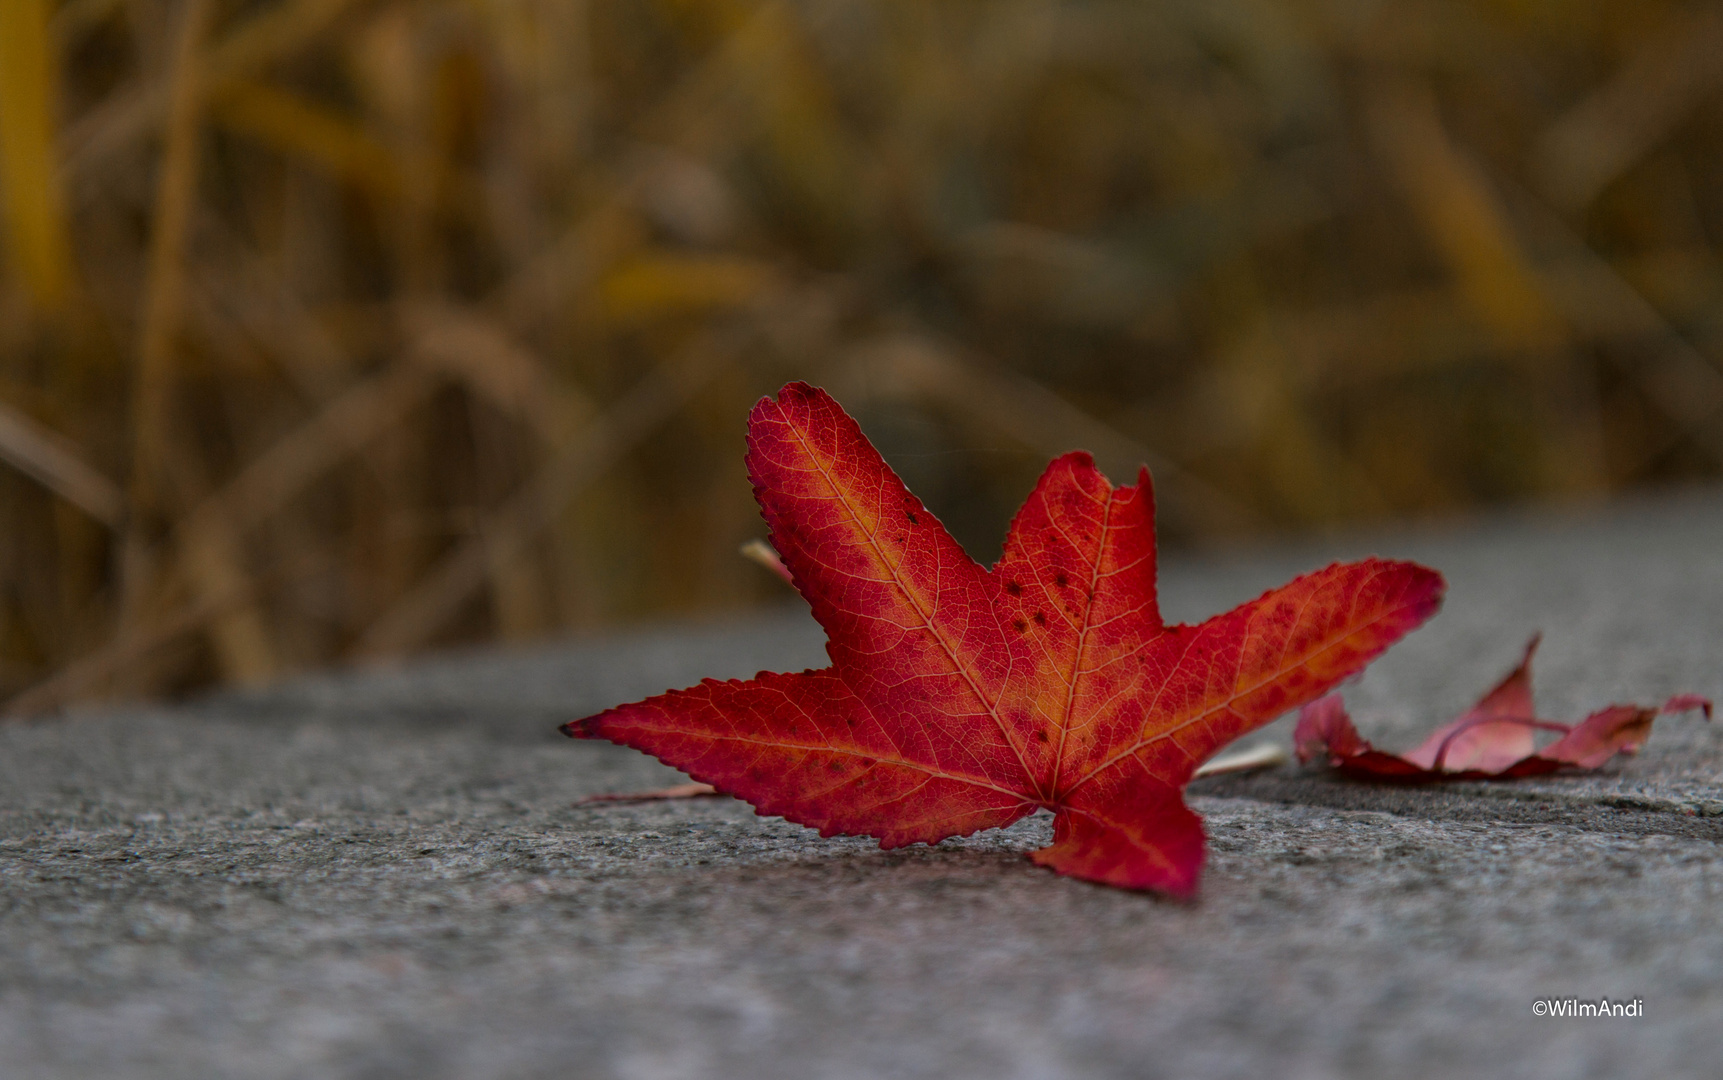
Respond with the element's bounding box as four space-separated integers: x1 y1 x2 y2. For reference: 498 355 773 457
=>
1295 635 1712 782
563 384 1444 895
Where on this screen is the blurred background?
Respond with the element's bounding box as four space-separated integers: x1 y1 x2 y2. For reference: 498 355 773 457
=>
0 0 1719 711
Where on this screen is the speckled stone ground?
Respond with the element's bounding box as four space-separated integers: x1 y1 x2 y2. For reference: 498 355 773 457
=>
3 487 1721 1080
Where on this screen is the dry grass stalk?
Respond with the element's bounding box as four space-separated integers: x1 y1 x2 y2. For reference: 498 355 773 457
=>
0 0 72 309
187 362 440 537
354 330 740 659
834 333 1250 536
0 0 1718 712
1366 74 1566 355
1533 9 1723 213
0 401 123 527
172 483 278 684
129 0 215 509
4 577 223 718
61 0 361 176
401 302 595 446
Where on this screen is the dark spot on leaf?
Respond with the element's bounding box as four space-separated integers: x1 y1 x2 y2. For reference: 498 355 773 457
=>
907 511 918 524
1055 571 1069 588
1012 618 1027 633
1006 580 1022 596
1033 610 1047 627
1036 729 1050 743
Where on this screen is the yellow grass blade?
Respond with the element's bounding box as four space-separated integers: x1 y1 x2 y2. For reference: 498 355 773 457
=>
1365 75 1564 354
0 0 72 308
213 81 406 199
598 252 776 324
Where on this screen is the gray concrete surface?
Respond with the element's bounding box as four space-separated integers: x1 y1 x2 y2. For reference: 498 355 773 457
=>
3 486 1722 1080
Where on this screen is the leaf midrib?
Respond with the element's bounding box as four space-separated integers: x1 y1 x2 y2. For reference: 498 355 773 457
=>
618 719 1034 804
782 409 1040 794
1047 483 1113 803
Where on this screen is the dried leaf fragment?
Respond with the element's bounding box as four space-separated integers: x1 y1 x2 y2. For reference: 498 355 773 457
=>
576 782 720 805
1295 636 1712 782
